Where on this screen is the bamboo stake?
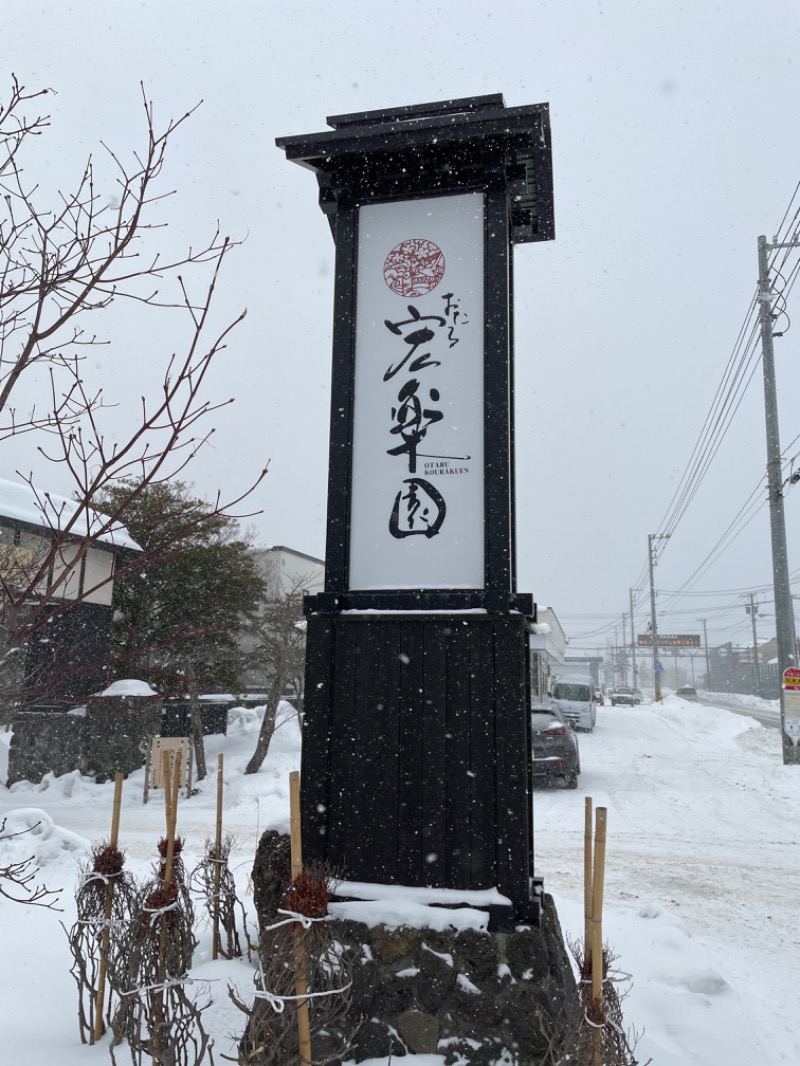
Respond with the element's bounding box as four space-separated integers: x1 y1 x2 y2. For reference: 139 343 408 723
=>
155 752 183 1049
163 751 182 889
92 772 124 1043
153 755 175 1063
212 753 224 961
289 770 312 1066
162 750 173 831
591 807 608 1066
584 796 593 969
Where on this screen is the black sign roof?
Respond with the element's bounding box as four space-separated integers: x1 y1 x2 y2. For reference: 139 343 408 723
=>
276 94 555 245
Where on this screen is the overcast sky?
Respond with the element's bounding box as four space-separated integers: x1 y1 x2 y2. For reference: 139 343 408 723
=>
6 0 800 654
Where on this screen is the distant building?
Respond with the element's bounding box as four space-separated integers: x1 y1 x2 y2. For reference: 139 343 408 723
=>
0 478 140 700
251 545 324 599
239 545 325 698
529 606 567 702
709 639 781 699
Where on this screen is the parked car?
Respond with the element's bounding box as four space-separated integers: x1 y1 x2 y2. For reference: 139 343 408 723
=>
676 685 698 701
610 686 637 706
550 679 597 731
632 688 645 704
531 705 581 788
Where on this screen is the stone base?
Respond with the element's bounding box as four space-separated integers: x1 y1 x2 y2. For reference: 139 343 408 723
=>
321 895 577 1066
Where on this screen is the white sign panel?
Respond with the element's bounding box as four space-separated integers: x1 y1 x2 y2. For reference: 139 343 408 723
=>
784 688 800 742
348 192 485 590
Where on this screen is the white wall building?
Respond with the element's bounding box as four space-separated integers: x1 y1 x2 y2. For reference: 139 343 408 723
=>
251 545 324 599
529 606 568 703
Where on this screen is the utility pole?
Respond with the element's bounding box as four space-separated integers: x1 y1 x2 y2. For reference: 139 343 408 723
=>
621 612 628 685
648 533 670 702
758 234 799 763
746 594 763 698
699 618 711 692
630 588 638 693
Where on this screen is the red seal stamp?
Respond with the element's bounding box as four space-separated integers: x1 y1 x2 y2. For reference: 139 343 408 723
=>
383 238 445 297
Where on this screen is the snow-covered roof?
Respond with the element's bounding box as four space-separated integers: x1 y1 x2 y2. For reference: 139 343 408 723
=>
0 478 141 551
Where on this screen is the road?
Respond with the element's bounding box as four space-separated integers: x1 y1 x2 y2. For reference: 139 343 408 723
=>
534 697 800 1066
696 692 781 729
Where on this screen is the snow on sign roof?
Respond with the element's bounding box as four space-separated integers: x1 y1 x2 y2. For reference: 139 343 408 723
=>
0 478 141 551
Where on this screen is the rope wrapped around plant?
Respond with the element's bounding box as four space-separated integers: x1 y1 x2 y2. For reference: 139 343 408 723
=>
109 837 208 1066
546 939 646 1066
64 841 139 1044
189 834 249 960
231 857 358 1066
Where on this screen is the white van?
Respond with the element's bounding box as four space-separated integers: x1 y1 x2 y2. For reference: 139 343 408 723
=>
550 679 597 732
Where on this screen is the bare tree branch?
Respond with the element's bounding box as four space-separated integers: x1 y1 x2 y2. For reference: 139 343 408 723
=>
0 78 268 709
0 817 62 909
0 77 237 437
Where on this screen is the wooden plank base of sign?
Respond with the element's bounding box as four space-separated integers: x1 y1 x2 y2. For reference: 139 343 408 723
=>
302 611 536 924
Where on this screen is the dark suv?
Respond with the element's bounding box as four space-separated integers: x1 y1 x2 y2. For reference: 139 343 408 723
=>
531 705 581 788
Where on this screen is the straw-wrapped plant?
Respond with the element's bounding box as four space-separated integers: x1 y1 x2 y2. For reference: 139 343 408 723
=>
65 840 139 1043
231 833 357 1065
190 834 249 960
542 937 647 1066
109 836 207 1066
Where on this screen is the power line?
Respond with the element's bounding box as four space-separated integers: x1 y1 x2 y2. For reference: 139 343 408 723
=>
614 187 800 642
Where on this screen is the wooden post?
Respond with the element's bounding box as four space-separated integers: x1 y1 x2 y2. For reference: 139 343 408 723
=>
289 770 312 1066
92 772 124 1043
583 796 593 970
143 737 153 805
212 753 224 961
155 751 182 1036
591 807 608 1066
162 750 173 833
154 754 179 1063
163 751 182 889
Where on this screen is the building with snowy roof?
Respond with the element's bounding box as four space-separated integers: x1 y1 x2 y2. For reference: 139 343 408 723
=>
0 478 141 701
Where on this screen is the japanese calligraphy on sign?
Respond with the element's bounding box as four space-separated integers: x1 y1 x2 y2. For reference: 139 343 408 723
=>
349 193 485 590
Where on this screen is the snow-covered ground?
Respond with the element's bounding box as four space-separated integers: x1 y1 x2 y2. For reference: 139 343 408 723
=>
1 694 798 1066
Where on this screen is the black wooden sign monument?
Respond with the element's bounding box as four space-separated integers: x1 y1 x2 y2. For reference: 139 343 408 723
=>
277 95 555 926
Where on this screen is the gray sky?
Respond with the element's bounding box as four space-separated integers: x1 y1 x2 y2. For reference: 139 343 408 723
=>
6 0 800 653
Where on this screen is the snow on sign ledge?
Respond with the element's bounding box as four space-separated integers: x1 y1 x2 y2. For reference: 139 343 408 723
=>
329 881 511 932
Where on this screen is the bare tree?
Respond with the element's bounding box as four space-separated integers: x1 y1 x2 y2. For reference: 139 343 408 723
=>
243 575 309 775
0 76 267 707
1 75 230 434
0 816 61 908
